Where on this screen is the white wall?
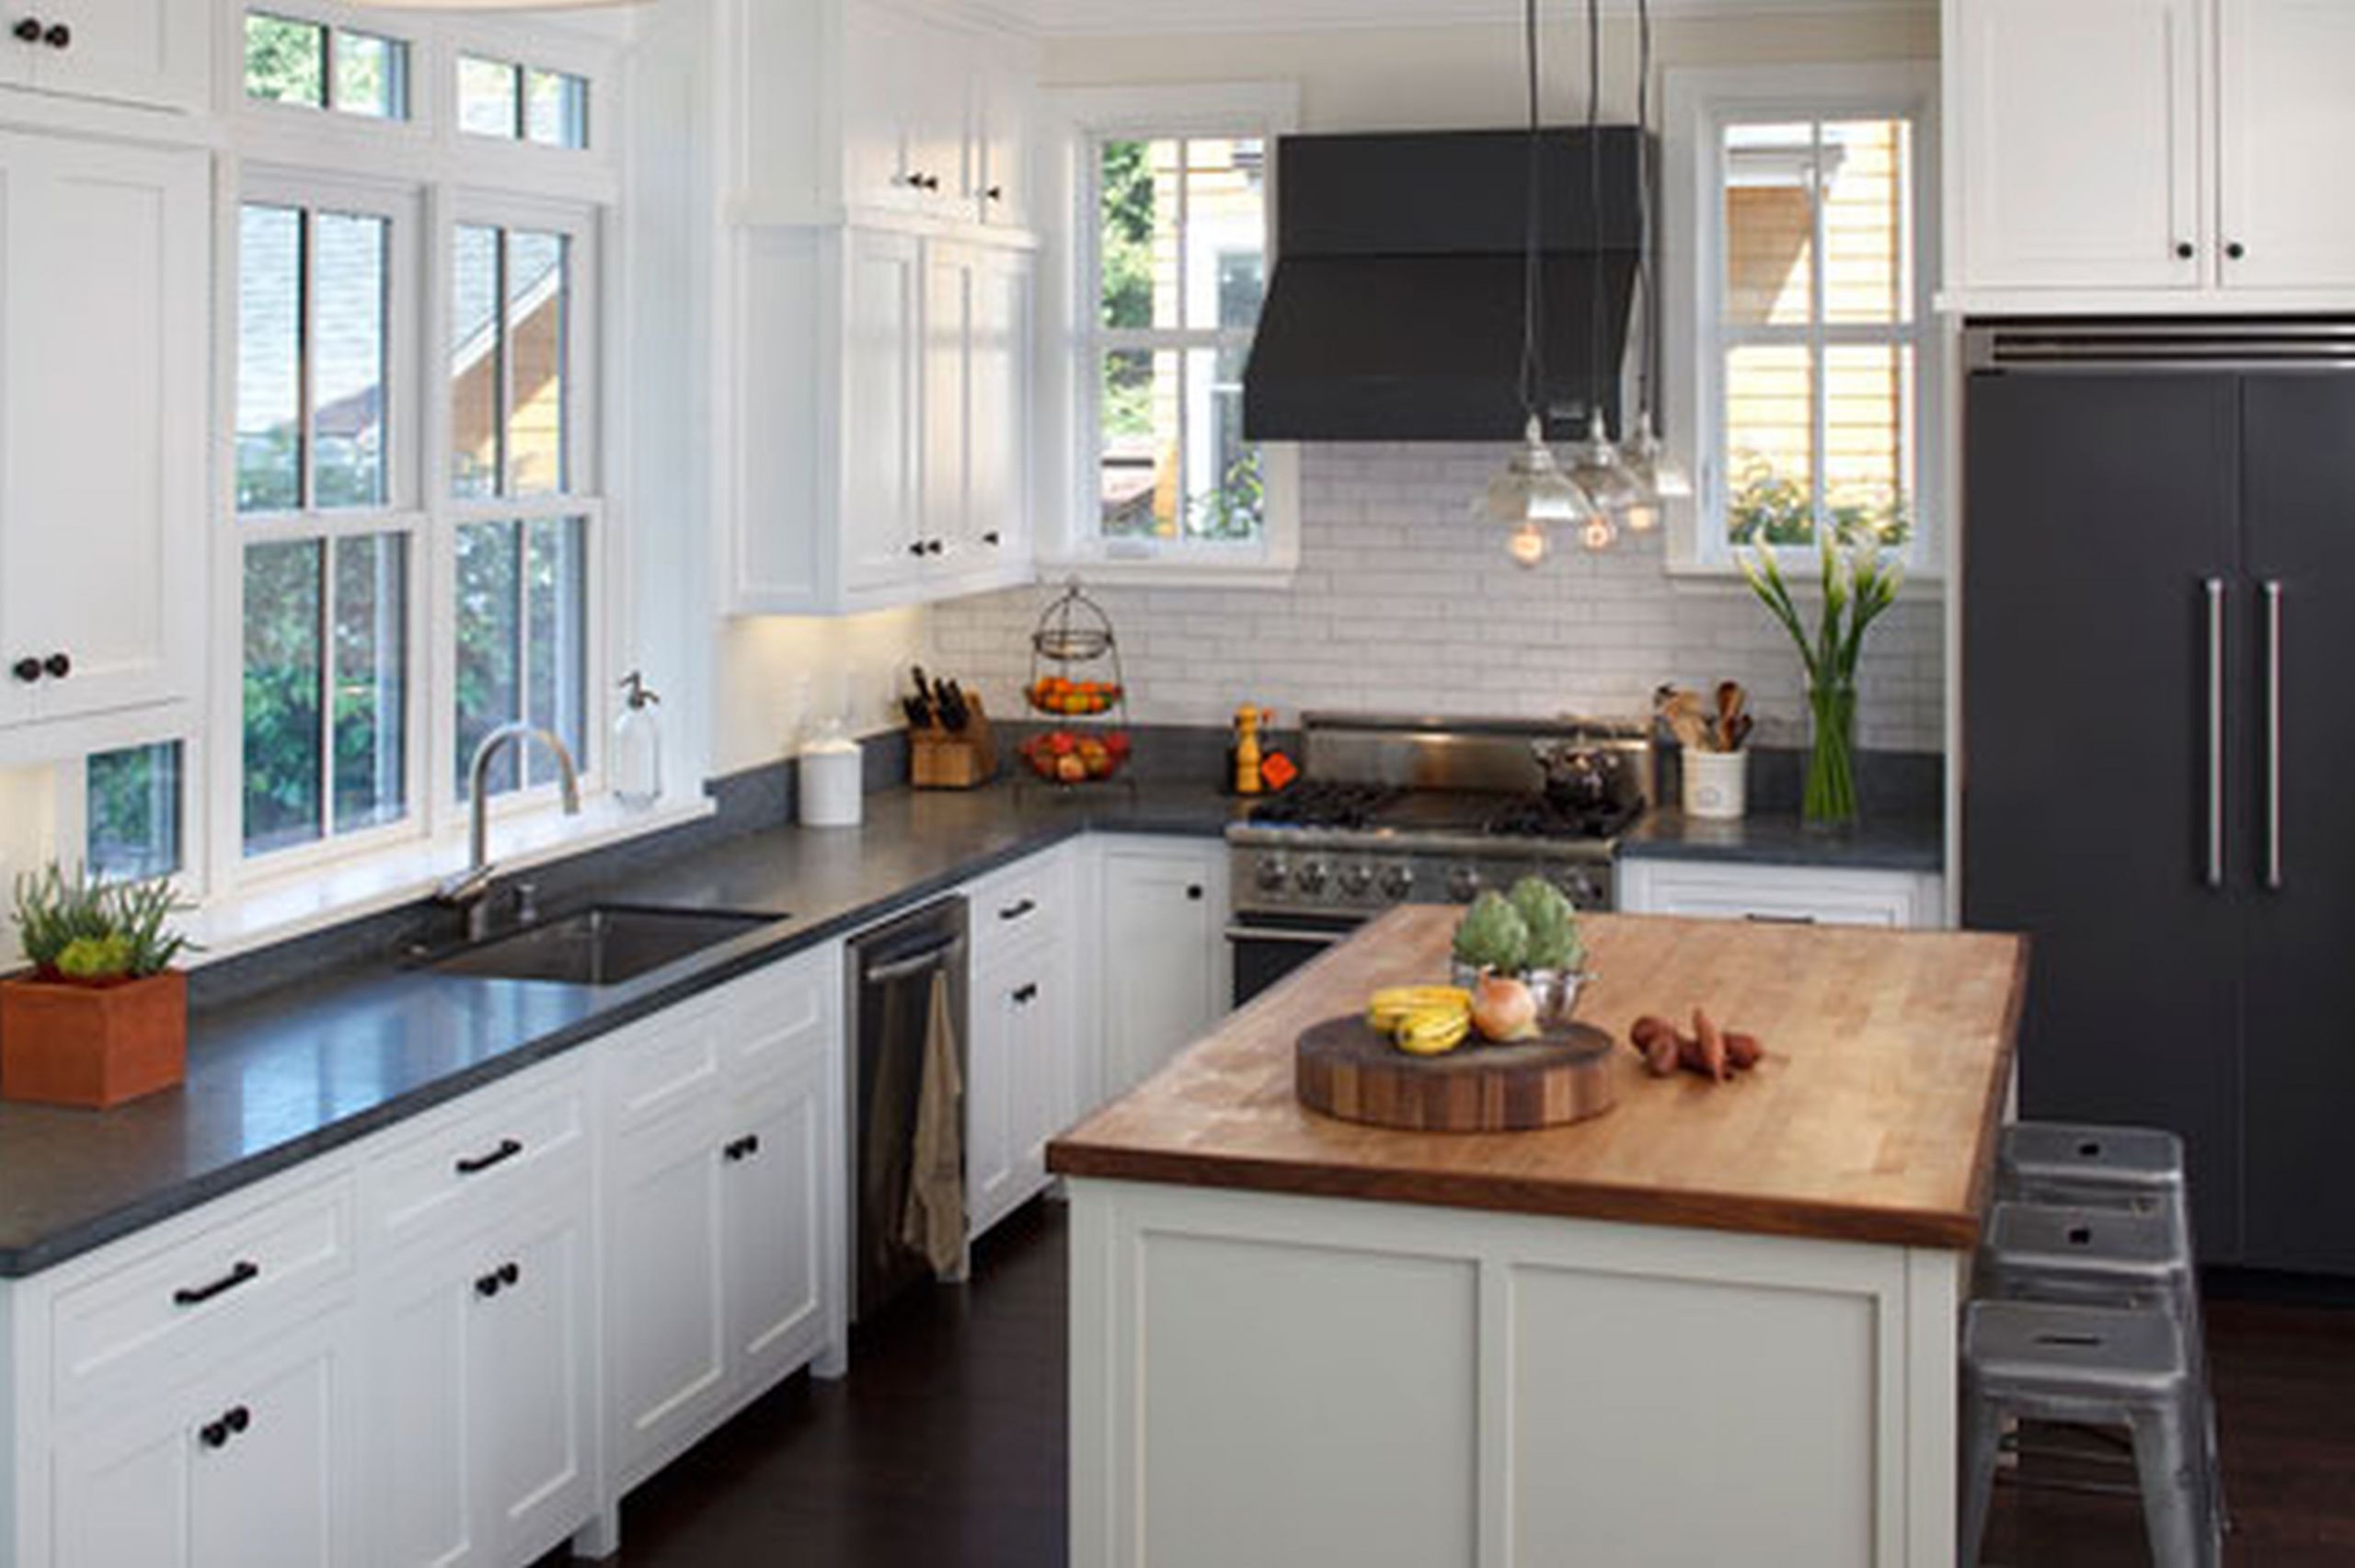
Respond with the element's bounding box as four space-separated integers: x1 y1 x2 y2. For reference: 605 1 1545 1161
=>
0 765 59 967
932 446 1942 750
713 610 929 775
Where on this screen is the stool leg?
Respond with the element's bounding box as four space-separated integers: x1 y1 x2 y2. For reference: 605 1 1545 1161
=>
2129 1402 2211 1568
1959 1382 2003 1568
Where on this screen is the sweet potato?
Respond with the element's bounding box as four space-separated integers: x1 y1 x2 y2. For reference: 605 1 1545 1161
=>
1724 1032 1763 1071
1628 1015 1683 1078
1692 1008 1730 1082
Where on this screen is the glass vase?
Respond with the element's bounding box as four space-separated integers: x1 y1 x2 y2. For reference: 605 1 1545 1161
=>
1803 679 1860 829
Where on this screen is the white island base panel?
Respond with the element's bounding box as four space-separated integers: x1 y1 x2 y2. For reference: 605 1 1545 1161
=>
1068 1178 1964 1568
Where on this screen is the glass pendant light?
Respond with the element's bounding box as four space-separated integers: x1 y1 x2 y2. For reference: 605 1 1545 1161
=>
1567 0 1640 521
1472 0 1595 563
1619 0 1693 533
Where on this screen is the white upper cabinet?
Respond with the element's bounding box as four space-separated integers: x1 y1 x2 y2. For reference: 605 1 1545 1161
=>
0 131 207 753
731 0 1039 232
2216 0 2355 291
0 0 210 115
1947 0 2355 305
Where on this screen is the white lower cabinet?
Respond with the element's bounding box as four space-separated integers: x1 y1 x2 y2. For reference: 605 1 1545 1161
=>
601 944 845 1493
366 1190 595 1568
1615 859 1946 929
967 934 1075 1242
51 1310 350 1568
1094 837 1231 1101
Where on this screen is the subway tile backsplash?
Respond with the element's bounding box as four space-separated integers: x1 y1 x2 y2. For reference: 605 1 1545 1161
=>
928 445 1945 754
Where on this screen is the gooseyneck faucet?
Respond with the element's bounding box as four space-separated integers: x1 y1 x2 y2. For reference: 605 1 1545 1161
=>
436 723 583 941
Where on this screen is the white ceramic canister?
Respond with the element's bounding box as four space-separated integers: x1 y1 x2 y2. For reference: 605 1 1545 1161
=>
798 731 864 827
1682 748 1748 821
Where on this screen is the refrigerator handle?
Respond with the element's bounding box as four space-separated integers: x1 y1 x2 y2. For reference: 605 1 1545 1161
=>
2265 579 2284 892
2206 578 2226 890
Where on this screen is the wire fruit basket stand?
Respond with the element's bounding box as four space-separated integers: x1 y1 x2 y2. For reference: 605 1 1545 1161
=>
1018 579 1134 796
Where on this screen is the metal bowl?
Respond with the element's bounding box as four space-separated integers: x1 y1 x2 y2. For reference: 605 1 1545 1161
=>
1449 963 1595 1026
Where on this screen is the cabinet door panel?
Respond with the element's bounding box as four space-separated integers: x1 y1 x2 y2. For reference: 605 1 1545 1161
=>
607 1107 730 1479
22 0 209 111
841 4 918 209
1954 0 2204 289
921 245 973 568
966 967 1018 1239
1962 371 2246 1257
474 1211 593 1562
371 1260 484 1568
190 1345 338 1568
1100 849 1225 1100
1013 940 1075 1193
966 249 1033 568
842 230 924 593
725 1061 830 1384
2218 0 2355 290
1 134 205 729
2239 374 2355 1271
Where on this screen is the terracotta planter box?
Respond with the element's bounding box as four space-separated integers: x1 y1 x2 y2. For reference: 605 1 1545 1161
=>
0 969 188 1109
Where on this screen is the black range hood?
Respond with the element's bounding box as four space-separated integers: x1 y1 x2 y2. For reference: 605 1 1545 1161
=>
1243 128 1647 443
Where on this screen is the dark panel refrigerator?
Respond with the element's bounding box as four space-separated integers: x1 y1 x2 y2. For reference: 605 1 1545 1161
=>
1963 321 2355 1274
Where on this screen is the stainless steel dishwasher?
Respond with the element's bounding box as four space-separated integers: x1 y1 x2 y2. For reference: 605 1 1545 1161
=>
845 896 969 1322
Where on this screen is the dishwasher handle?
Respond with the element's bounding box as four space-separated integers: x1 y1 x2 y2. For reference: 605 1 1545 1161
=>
864 935 965 986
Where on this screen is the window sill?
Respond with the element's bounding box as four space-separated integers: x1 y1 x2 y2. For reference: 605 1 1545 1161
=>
1659 553 1947 595
183 794 717 967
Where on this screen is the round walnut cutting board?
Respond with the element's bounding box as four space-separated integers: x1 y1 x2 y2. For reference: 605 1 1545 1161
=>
1294 1015 1618 1132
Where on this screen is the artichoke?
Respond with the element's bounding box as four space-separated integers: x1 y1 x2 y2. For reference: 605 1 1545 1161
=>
1452 891 1530 974
1509 876 1587 973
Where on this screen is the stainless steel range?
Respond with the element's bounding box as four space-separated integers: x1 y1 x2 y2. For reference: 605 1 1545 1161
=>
1224 713 1652 1006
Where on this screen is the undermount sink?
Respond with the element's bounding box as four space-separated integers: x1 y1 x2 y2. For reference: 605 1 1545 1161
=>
431 905 783 987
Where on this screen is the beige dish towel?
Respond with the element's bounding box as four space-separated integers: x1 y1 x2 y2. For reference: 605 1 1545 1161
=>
900 970 968 1280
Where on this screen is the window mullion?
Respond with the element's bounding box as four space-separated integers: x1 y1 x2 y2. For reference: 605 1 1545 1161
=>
1808 118 1829 542
512 521 532 785
315 536 337 838
297 210 316 511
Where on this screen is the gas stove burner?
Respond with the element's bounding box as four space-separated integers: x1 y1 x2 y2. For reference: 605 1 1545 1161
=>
1245 781 1404 831
1483 795 1647 843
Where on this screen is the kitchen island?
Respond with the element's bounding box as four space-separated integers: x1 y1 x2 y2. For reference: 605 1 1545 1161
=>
1048 907 2028 1568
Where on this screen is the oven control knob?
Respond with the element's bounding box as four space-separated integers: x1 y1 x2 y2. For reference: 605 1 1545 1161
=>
1556 867 1603 908
1380 864 1417 899
1255 857 1290 894
1294 859 1330 896
1338 862 1373 898
1446 865 1481 903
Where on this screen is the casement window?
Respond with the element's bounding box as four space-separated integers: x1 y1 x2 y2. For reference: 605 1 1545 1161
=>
83 742 186 884
1063 84 1301 580
1664 64 1940 574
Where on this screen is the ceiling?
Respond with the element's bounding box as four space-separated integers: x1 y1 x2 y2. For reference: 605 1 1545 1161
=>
971 0 1929 39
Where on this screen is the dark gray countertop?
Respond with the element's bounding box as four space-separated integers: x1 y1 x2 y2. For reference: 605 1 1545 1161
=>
1621 808 1946 873
0 783 1237 1279
0 779 1944 1278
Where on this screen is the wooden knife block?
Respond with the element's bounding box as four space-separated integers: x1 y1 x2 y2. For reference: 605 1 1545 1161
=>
910 696 997 790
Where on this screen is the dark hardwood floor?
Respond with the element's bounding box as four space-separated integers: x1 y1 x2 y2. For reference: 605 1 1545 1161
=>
559 1200 2355 1567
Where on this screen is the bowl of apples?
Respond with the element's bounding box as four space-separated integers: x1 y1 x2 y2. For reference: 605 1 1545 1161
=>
1018 729 1132 785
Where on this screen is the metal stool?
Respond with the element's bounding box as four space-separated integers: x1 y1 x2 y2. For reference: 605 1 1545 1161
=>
1999 1121 2185 1219
1961 1299 2221 1568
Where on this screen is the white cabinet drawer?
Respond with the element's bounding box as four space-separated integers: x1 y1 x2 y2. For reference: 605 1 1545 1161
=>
51 1176 354 1414
602 994 727 1133
361 1064 590 1253
967 847 1072 968
718 944 837 1086
1615 860 1945 930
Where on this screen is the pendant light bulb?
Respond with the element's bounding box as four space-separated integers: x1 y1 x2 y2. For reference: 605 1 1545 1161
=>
1476 415 1595 534
1507 520 1552 569
1580 513 1620 553
1566 411 1646 517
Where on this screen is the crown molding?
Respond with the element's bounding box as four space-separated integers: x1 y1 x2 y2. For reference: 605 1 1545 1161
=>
973 0 1932 40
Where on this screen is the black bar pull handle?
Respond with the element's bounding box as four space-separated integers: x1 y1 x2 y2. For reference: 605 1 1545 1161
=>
454 1137 523 1176
998 898 1036 921
174 1259 260 1308
1012 982 1039 1005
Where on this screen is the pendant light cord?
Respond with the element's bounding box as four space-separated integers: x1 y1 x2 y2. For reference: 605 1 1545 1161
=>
1585 0 1606 434
1518 0 1544 423
1636 0 1657 422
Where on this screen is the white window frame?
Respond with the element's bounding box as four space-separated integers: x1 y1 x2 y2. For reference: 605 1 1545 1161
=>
1053 82 1302 587
199 0 626 910
1662 62 1943 579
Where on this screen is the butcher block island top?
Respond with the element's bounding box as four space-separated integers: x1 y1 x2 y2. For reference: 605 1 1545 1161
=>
1049 907 2029 1251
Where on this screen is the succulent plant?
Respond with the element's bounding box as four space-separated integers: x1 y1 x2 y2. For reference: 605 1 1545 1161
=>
1452 891 1531 975
10 864 193 983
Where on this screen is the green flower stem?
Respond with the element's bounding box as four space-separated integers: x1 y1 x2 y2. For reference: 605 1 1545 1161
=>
1804 681 1860 828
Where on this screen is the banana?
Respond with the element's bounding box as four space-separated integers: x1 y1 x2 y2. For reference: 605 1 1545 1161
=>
1393 1009 1472 1056
1366 986 1472 1030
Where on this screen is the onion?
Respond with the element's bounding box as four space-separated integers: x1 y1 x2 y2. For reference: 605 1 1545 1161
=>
1469 972 1540 1043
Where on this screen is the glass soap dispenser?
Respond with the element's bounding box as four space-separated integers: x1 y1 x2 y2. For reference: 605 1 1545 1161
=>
614 671 662 809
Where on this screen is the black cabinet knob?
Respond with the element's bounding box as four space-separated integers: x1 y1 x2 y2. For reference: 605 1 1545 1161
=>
11 657 38 683
986 185 1004 202
41 19 63 47
1012 982 1039 1005
225 1405 251 1436
11 17 38 43
475 1271 501 1298
924 539 945 556
908 541 927 557
500 1261 520 1288
1186 885 1205 901
2176 241 2196 259
2227 242 2247 260
43 651 68 681
982 531 1002 547
723 1133 763 1162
